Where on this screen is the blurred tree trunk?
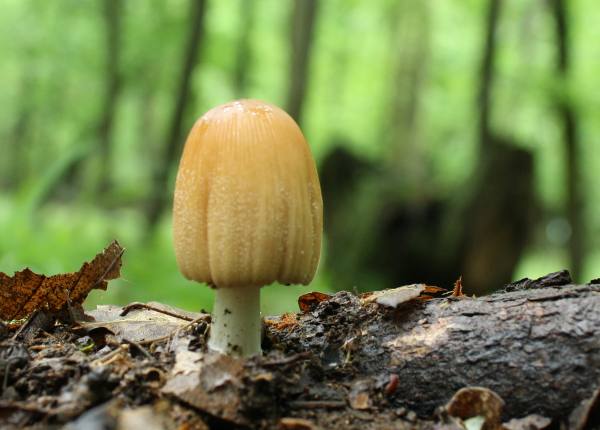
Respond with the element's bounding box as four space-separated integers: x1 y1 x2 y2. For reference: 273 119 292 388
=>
146 0 207 229
96 0 123 197
320 0 535 295
285 0 318 125
459 0 537 293
6 68 37 190
60 0 123 199
477 0 501 148
550 0 583 281
386 1 429 179
233 0 255 97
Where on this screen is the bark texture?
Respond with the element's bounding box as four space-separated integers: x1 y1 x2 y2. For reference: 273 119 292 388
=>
269 281 600 420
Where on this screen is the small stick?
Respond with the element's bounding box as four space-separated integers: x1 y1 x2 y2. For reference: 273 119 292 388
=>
91 344 129 366
28 345 46 351
0 400 49 414
120 302 198 321
2 361 11 394
261 352 311 367
123 339 154 361
288 400 346 409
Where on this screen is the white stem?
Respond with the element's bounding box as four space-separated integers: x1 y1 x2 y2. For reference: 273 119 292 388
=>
208 285 262 357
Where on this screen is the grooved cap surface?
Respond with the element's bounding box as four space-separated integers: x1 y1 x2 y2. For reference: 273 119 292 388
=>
173 100 323 288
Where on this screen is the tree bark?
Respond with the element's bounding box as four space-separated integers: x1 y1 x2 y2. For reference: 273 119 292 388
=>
285 0 318 125
550 0 583 282
146 0 207 229
267 278 600 420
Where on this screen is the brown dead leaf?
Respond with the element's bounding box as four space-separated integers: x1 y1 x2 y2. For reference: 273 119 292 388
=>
446 386 504 430
452 276 464 297
298 292 332 313
423 285 447 295
0 241 124 321
82 303 206 343
418 285 448 301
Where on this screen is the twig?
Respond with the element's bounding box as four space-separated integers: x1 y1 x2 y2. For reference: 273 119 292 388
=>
261 352 312 367
120 302 198 321
0 400 49 414
91 344 129 366
2 361 11 394
123 338 154 361
288 400 346 409
28 345 46 351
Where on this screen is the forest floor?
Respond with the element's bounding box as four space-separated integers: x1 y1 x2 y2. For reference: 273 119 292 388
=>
0 294 541 430
0 243 599 429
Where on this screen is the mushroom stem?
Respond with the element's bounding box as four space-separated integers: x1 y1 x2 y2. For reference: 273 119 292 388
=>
208 285 262 357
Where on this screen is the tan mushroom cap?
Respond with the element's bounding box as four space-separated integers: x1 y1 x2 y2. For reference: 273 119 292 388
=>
173 99 323 289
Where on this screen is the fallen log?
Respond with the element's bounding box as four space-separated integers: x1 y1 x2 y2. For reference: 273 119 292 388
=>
267 277 600 420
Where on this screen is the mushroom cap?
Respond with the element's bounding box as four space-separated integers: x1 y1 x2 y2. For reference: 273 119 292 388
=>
173 99 323 288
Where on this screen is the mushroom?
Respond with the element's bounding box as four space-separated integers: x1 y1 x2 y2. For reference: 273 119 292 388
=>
172 99 323 357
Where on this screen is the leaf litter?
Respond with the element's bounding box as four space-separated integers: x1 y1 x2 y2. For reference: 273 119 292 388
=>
0 248 591 429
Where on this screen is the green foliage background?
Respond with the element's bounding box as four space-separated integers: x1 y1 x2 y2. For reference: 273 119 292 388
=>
1 0 599 315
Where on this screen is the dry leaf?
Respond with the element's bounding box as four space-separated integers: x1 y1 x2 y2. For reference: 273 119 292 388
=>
298 291 332 313
445 386 504 430
0 241 124 321
82 302 206 343
423 285 447 295
452 276 464 297
361 284 447 308
361 284 425 308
